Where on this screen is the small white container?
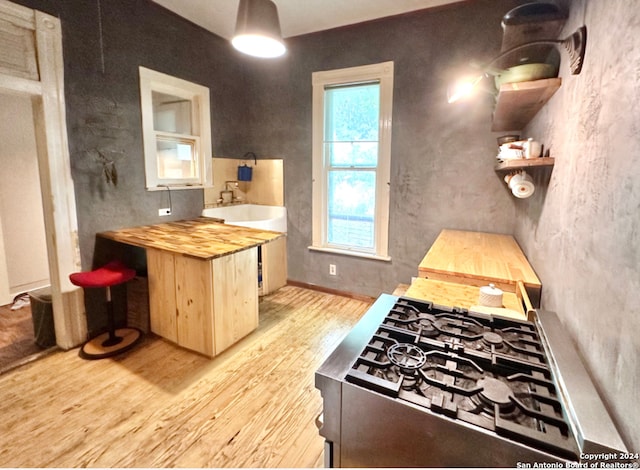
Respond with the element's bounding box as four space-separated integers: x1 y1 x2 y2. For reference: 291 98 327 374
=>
524 138 542 159
479 283 503 307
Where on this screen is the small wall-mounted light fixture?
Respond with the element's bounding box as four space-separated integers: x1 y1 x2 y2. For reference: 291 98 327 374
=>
447 26 587 103
231 0 286 58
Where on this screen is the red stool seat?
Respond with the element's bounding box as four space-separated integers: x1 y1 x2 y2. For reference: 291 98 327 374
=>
70 260 142 360
70 260 136 289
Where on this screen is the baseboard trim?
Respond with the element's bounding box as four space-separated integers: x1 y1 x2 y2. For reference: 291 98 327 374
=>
286 280 375 303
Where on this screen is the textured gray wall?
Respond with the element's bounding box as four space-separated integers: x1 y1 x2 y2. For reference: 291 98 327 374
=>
9 0 637 451
237 0 521 296
12 0 255 330
12 0 520 319
516 0 639 451
13 0 254 271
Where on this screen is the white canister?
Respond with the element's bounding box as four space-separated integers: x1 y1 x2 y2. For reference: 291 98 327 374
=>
523 138 542 159
478 283 503 308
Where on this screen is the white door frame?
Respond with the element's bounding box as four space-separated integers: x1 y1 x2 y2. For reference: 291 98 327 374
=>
0 0 86 348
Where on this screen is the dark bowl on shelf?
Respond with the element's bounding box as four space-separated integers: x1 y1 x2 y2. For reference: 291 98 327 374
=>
497 135 520 146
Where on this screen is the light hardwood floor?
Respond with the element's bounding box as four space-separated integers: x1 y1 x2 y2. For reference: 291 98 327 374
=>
0 286 373 467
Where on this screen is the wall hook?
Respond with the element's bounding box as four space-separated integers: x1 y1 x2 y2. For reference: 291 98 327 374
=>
244 151 257 165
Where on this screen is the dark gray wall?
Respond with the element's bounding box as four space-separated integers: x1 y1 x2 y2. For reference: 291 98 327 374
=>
13 0 253 270
12 0 524 309
10 0 636 451
12 0 255 330
237 0 522 296
516 0 639 451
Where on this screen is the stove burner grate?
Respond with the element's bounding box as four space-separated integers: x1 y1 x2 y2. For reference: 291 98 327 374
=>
387 343 427 370
344 297 584 461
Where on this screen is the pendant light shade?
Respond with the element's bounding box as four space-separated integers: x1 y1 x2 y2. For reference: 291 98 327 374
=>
232 0 286 58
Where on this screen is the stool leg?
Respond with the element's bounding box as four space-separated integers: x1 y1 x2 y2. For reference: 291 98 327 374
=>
77 271 143 360
102 286 123 347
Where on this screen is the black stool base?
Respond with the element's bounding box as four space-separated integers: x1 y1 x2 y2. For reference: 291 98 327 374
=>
79 327 143 360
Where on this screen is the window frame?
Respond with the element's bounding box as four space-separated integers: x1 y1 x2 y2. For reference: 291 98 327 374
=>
310 61 394 261
309 61 393 261
139 66 212 190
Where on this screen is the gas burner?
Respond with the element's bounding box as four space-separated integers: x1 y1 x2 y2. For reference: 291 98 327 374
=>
477 377 515 412
400 373 421 389
482 331 504 348
387 343 427 371
419 318 439 337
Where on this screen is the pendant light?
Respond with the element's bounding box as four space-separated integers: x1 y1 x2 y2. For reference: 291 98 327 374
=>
232 0 286 58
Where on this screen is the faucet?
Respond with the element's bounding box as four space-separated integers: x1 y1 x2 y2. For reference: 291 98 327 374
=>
220 181 241 205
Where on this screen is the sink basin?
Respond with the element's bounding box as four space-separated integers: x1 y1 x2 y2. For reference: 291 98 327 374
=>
202 204 287 233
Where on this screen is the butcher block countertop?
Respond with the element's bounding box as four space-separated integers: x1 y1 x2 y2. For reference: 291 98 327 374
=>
418 229 541 305
404 278 528 321
99 218 284 260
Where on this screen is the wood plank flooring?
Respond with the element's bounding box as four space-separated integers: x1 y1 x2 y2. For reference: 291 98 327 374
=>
0 301 47 373
0 286 373 467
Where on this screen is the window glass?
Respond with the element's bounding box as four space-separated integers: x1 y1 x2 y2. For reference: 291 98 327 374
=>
325 82 380 251
325 83 379 142
327 170 376 249
325 142 378 168
156 138 197 179
324 82 380 250
152 91 193 134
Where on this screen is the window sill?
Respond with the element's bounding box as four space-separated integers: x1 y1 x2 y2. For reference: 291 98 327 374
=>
146 184 210 191
308 245 391 262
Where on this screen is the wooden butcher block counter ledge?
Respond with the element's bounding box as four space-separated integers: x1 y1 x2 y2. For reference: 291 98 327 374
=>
99 217 284 259
418 229 542 307
99 218 285 358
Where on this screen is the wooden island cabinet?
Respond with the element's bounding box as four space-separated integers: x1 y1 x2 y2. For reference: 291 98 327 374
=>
100 218 284 357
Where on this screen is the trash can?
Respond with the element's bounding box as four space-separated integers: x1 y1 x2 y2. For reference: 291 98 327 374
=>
29 287 56 348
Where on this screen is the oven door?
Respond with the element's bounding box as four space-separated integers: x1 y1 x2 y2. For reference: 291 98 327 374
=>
339 382 566 468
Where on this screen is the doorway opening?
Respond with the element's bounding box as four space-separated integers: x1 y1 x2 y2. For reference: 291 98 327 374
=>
0 92 54 371
0 300 57 374
0 0 86 359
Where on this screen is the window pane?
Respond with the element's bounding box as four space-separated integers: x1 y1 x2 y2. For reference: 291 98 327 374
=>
324 83 379 142
326 141 378 167
327 170 376 249
156 138 198 179
152 91 192 134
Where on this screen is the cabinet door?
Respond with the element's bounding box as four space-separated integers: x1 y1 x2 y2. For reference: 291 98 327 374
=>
212 248 258 355
261 237 287 296
174 254 215 357
147 248 177 343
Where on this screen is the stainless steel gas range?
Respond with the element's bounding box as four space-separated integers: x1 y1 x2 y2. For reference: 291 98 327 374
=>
315 294 630 467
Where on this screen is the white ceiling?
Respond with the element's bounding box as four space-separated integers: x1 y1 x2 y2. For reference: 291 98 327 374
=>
152 0 460 40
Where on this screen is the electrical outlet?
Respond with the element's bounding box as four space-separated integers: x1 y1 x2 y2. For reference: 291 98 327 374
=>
158 208 171 216
329 264 337 276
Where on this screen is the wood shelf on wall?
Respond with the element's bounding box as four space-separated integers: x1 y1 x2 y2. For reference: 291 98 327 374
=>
494 157 555 172
491 78 561 131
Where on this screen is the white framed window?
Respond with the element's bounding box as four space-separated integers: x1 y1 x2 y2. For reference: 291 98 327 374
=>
310 61 394 261
139 66 212 190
